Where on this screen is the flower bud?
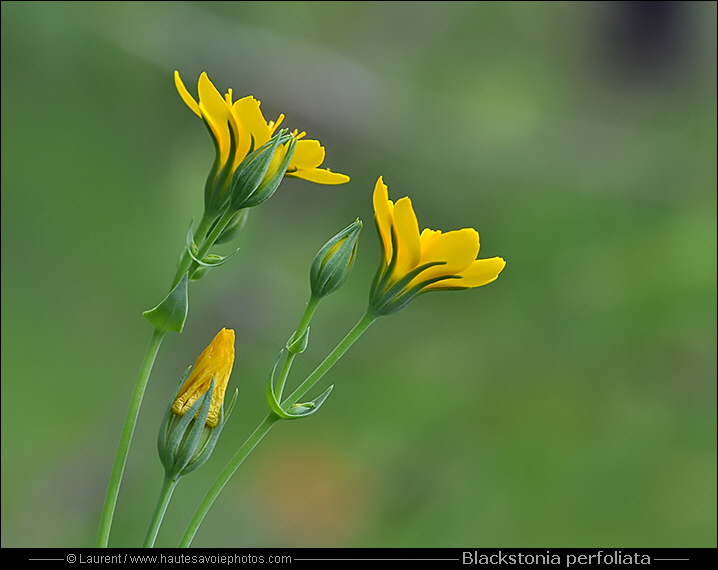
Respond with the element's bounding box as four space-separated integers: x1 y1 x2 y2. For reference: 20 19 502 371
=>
158 329 237 478
230 130 296 210
310 219 362 299
172 328 235 428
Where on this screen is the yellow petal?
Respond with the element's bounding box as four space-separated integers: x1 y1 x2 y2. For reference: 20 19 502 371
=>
174 71 201 117
197 73 230 118
197 72 234 164
233 96 272 150
418 228 479 279
286 139 349 184
372 177 394 263
424 256 506 290
289 139 326 170
288 168 350 184
393 197 421 278
419 228 440 250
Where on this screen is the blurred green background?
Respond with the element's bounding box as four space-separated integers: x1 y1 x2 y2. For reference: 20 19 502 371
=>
2 1 715 548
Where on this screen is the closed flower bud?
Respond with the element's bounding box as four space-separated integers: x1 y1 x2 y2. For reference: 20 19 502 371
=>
310 219 362 299
230 131 297 210
172 328 235 428
158 329 237 479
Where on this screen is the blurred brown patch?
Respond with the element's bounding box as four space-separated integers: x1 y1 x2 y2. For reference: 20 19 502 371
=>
251 443 367 547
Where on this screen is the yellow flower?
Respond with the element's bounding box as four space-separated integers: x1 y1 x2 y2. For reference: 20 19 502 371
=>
174 71 349 194
171 328 235 428
370 177 506 315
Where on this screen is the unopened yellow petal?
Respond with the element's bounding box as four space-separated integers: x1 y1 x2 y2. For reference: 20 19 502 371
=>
171 328 235 428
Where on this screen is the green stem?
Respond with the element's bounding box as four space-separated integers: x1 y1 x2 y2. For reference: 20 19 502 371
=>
185 208 239 282
143 475 180 548
276 295 320 399
171 212 215 289
295 295 320 339
178 311 379 547
283 312 378 408
97 328 166 547
178 414 279 548
98 204 241 547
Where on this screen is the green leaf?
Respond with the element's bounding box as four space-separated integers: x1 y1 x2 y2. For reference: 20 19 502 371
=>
142 273 189 332
285 385 334 418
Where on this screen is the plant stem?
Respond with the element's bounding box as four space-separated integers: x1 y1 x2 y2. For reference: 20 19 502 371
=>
143 475 180 548
185 208 238 281
178 414 279 547
98 205 242 547
276 296 320 399
283 312 378 408
97 328 166 547
178 311 379 547
171 212 215 289
295 295 320 339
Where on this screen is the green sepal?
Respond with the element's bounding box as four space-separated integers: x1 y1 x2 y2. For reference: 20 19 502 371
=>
287 326 310 354
185 222 240 268
157 368 239 479
368 221 451 316
169 380 214 476
369 262 432 315
164 381 213 476
203 119 237 217
181 388 238 475
266 353 334 419
239 135 296 209
265 353 284 416
143 272 189 332
158 365 192 469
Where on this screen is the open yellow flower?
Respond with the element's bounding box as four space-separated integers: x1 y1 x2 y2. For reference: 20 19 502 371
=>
370 177 506 315
171 328 235 428
175 71 349 213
